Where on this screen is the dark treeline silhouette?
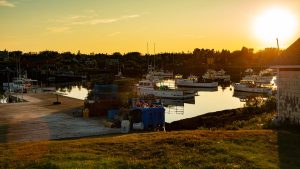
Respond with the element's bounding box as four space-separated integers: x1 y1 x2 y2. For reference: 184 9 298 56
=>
0 46 282 83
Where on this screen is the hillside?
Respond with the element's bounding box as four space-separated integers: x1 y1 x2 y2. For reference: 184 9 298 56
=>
1 129 299 169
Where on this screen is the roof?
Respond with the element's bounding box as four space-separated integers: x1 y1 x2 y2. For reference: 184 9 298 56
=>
273 38 300 65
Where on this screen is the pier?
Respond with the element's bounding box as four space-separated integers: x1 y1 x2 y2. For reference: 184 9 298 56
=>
0 93 120 143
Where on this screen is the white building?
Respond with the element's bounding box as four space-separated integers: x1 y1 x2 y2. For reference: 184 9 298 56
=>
272 65 300 124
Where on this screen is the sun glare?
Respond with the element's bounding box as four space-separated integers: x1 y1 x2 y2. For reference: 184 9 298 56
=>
254 7 297 46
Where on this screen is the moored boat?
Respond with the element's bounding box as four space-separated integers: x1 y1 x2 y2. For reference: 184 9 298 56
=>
202 69 230 82
145 65 173 81
175 75 218 88
233 80 272 94
137 79 196 99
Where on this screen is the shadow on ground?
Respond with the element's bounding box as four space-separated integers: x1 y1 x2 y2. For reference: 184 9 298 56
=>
278 130 300 169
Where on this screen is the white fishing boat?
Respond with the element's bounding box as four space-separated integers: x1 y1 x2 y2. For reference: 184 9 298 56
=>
145 65 173 81
175 75 218 88
137 79 196 99
255 68 276 84
242 74 260 82
202 69 230 82
233 80 272 94
242 68 276 84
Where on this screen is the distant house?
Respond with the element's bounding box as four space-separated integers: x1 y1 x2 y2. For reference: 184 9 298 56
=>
272 65 300 124
272 38 300 125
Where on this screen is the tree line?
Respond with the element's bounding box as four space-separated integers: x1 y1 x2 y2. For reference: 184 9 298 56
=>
0 47 281 80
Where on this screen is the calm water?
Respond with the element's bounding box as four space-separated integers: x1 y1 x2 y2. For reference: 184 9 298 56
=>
164 86 244 123
56 85 90 100
56 80 247 123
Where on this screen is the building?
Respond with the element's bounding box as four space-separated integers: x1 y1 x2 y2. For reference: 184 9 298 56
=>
272 65 300 124
272 38 300 125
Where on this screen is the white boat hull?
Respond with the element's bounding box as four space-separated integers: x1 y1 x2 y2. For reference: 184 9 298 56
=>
138 87 195 99
233 83 272 94
175 79 218 88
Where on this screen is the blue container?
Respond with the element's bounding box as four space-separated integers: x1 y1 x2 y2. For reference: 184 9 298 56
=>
140 107 165 129
108 109 119 120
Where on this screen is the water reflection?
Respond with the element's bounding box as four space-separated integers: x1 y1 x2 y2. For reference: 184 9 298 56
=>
164 85 244 123
233 91 268 102
56 85 90 100
54 80 267 123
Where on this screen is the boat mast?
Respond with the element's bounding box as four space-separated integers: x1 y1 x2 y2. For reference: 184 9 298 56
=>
276 38 280 50
154 43 156 70
147 42 149 71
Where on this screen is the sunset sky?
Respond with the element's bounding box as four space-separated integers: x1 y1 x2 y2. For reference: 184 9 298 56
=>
1 0 300 54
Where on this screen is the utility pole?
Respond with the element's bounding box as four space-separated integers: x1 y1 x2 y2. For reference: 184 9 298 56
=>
276 38 280 57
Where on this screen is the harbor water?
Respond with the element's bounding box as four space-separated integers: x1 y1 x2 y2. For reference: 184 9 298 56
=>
56 80 250 123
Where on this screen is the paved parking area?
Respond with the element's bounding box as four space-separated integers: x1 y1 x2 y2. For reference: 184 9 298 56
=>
0 93 120 143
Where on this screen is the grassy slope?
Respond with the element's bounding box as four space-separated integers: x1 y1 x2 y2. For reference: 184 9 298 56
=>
1 130 300 169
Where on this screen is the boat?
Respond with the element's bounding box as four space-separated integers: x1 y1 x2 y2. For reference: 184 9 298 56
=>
3 77 39 93
242 74 260 82
232 80 272 94
145 65 173 81
202 69 230 82
242 68 276 85
137 79 196 99
255 68 276 84
175 75 218 88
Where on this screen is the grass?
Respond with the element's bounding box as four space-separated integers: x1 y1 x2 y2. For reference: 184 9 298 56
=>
1 97 299 169
1 129 300 169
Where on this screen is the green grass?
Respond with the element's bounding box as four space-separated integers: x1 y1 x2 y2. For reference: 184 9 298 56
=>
1 130 300 169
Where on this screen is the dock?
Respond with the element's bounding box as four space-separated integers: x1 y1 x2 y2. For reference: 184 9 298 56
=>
0 93 121 143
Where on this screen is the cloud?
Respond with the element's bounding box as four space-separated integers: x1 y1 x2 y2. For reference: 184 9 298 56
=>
121 14 140 19
47 27 70 33
70 18 118 25
48 12 142 32
52 12 141 26
107 32 121 37
0 0 15 7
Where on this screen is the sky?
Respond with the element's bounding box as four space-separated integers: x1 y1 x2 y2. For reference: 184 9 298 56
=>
1 0 300 54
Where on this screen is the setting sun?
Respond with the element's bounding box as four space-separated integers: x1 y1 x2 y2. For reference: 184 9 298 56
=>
254 7 298 47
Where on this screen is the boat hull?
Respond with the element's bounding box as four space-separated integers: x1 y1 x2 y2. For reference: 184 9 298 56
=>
138 87 195 100
233 83 272 94
176 79 218 88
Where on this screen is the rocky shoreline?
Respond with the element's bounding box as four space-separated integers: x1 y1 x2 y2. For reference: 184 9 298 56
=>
165 108 262 131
